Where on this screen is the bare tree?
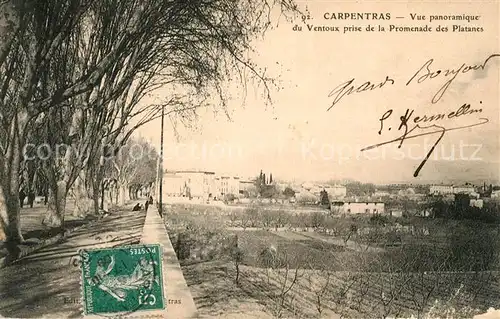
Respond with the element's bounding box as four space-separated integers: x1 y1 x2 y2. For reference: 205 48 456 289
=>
228 210 240 227
275 207 290 231
245 205 261 228
0 0 97 254
306 262 332 317
406 253 451 318
231 235 245 285
259 245 279 284
375 271 408 318
310 211 327 231
273 258 302 318
342 224 358 248
350 272 375 314
261 209 275 230
105 137 155 206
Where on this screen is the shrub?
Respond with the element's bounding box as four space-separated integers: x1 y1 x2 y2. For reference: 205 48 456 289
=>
174 233 192 260
386 232 402 247
223 193 237 203
310 211 326 229
370 214 389 226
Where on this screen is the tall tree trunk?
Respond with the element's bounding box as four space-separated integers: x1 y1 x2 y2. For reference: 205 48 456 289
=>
0 190 5 241
27 160 37 208
72 171 92 217
0 187 23 260
100 181 105 210
118 183 128 206
42 109 83 226
92 182 99 215
0 2 33 255
91 166 103 214
113 184 118 205
0 111 28 258
107 183 115 206
42 181 67 229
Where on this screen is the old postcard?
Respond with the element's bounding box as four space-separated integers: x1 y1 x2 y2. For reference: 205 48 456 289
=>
0 0 498 318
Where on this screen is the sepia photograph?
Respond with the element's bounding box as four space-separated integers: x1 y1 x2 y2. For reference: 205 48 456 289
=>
0 0 499 318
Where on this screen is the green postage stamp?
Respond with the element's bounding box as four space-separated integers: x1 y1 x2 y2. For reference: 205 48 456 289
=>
79 244 165 316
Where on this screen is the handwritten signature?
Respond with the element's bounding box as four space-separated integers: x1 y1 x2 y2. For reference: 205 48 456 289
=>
360 103 488 177
327 53 499 110
407 54 500 104
326 76 395 111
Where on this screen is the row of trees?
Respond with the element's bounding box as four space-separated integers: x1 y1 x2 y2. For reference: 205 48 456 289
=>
0 0 301 259
430 194 500 223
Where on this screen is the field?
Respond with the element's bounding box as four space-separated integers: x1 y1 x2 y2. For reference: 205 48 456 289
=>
165 203 500 318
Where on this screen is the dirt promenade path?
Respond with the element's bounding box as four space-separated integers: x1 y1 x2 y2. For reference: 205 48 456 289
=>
0 205 146 319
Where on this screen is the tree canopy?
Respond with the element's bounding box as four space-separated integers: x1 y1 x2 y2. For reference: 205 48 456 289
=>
0 0 301 255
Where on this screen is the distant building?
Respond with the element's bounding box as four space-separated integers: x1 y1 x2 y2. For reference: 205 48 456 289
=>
478 183 493 198
324 185 347 199
161 170 215 199
331 201 385 215
311 185 346 199
390 209 403 217
239 180 255 192
453 185 475 195
162 173 185 197
374 190 391 197
295 190 318 204
231 177 240 195
430 185 454 195
492 190 500 198
470 199 483 208
398 188 416 196
217 176 240 197
301 182 314 191
430 184 477 196
174 170 216 199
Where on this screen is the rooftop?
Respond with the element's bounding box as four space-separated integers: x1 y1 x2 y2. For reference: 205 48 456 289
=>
167 170 215 175
332 201 385 204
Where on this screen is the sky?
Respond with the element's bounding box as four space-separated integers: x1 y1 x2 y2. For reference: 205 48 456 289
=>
136 0 500 185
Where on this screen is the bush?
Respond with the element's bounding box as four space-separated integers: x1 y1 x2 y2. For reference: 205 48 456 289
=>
283 187 295 198
447 224 498 271
309 211 326 228
370 214 390 226
431 198 500 223
386 232 402 247
174 233 192 260
223 193 237 203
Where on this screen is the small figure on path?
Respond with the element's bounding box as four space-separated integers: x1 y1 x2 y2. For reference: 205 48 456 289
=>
28 192 35 208
19 189 26 208
144 200 149 212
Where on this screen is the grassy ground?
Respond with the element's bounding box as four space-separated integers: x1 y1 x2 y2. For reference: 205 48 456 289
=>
0 201 105 260
183 259 500 318
183 260 276 318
